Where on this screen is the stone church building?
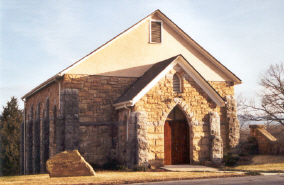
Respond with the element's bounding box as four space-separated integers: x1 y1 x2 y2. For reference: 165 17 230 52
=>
20 10 241 174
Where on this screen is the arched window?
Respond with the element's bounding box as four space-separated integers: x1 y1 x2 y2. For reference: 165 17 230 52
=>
173 74 181 93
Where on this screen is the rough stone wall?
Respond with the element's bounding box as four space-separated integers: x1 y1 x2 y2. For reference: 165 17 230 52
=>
118 109 128 165
135 111 148 166
208 81 234 98
42 98 50 173
56 89 80 153
33 103 41 174
209 111 223 165
24 80 60 174
270 142 284 155
25 81 60 123
147 125 164 166
79 124 115 165
126 112 138 168
133 64 227 165
62 74 138 122
191 123 210 164
134 64 218 124
61 75 138 167
249 125 284 155
225 95 240 153
209 81 234 152
26 107 33 174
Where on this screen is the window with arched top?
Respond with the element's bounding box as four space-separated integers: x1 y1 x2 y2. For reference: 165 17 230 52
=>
173 74 181 93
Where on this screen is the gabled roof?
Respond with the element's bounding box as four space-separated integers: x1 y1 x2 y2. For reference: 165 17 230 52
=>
113 55 225 110
22 9 241 100
60 9 241 83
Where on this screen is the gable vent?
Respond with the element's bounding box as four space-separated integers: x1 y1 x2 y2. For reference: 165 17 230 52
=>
150 20 162 43
173 74 181 93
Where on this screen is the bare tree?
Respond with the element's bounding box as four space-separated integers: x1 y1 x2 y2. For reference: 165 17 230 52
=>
238 62 284 136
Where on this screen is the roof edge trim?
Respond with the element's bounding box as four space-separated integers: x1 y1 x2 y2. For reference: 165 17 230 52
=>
60 10 160 75
21 73 63 100
155 10 242 84
113 55 226 110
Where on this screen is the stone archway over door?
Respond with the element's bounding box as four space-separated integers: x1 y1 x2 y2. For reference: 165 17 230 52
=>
164 106 189 165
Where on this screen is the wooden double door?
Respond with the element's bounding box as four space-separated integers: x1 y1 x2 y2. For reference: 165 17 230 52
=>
164 120 189 165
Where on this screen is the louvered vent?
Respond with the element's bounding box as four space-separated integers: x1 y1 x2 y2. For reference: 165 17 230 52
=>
173 74 181 93
151 21 162 43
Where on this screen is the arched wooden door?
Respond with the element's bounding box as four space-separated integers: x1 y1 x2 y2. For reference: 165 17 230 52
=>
164 106 189 165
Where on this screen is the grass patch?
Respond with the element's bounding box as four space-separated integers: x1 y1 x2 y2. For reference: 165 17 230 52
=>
222 163 284 173
0 171 244 185
221 155 284 173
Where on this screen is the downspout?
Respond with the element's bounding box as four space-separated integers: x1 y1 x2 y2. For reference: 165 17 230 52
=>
124 104 131 141
22 98 26 175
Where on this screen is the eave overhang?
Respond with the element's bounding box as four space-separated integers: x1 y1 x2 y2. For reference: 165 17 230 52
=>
21 73 63 100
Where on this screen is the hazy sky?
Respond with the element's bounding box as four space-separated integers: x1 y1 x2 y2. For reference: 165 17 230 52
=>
1 0 284 112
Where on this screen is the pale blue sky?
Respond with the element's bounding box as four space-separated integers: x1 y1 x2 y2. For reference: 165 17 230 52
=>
1 0 284 112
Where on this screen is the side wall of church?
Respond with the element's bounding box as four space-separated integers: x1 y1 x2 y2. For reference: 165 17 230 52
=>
62 74 138 122
24 80 60 174
22 74 138 173
62 74 138 166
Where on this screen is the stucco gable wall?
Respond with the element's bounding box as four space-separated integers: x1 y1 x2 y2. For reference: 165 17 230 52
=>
66 14 232 82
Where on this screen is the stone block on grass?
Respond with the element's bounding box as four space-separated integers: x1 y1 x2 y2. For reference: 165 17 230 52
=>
46 150 95 177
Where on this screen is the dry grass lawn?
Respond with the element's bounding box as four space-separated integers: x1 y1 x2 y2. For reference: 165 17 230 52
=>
230 163 284 172
223 155 284 172
0 171 243 185
250 155 284 164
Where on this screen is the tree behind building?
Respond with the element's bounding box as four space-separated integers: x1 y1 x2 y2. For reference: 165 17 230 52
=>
239 62 284 133
0 97 22 176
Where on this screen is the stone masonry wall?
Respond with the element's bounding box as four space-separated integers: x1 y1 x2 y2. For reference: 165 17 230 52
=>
62 74 138 122
56 89 80 153
133 64 232 165
79 125 115 165
61 75 138 166
225 95 240 153
118 109 128 165
24 80 60 174
249 125 284 155
209 111 223 165
23 74 137 173
209 81 235 153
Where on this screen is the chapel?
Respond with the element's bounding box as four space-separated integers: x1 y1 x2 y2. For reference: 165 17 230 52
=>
20 10 241 174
